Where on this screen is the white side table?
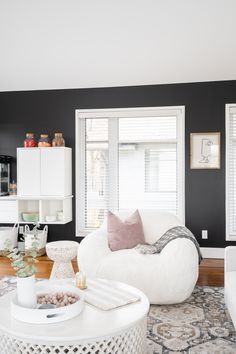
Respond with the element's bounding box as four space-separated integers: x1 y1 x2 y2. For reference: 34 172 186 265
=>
0 279 149 354
46 241 78 278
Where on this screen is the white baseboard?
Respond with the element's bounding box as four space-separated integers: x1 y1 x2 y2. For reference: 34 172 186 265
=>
200 247 225 259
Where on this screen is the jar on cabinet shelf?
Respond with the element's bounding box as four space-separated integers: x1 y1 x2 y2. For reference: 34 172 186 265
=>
38 134 51 147
52 133 65 147
9 181 17 195
24 133 37 148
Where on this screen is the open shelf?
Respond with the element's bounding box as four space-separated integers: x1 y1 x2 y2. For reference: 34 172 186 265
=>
0 196 73 224
40 198 72 224
40 200 63 223
18 200 39 223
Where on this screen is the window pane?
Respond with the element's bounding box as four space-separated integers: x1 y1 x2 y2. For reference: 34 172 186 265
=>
118 118 177 214
145 146 176 192
85 119 108 229
229 140 236 233
119 116 176 142
86 118 108 142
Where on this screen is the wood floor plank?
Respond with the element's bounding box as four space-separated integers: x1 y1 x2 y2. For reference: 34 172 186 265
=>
197 258 224 287
0 255 79 279
0 256 224 287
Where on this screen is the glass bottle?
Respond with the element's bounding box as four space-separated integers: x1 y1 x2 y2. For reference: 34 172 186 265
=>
38 134 51 147
9 180 17 195
52 133 65 147
24 133 37 148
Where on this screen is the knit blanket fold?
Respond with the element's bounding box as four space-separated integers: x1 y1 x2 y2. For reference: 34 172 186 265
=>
135 226 202 264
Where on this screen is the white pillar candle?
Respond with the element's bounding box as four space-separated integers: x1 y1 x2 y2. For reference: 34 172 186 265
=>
76 272 87 289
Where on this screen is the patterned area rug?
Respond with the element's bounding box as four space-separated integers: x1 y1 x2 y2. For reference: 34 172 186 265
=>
147 286 236 353
0 279 236 353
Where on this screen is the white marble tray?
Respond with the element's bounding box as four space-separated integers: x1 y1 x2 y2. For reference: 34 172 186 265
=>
11 281 84 324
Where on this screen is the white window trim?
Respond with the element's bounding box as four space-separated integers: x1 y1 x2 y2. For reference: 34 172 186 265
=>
75 106 185 237
226 103 236 241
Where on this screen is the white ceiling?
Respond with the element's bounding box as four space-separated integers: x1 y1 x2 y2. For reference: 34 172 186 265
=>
0 0 236 92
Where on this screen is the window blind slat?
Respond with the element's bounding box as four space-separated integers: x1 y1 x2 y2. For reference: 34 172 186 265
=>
227 110 236 237
85 119 109 230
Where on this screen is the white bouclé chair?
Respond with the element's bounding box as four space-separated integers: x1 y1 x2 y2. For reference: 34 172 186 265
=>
77 210 199 304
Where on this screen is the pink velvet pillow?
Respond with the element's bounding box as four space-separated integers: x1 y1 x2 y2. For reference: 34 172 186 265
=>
107 210 145 251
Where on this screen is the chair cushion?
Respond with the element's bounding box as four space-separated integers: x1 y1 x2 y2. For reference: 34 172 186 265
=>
107 210 145 251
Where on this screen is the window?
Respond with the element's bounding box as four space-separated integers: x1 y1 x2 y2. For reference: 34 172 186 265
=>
226 104 236 241
145 147 176 193
76 107 185 236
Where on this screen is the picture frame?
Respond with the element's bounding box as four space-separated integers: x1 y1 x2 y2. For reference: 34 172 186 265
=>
190 132 221 169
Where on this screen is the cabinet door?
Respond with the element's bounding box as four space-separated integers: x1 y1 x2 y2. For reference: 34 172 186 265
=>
17 149 40 196
40 148 65 196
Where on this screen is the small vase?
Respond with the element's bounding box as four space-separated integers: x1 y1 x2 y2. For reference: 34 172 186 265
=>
17 275 37 309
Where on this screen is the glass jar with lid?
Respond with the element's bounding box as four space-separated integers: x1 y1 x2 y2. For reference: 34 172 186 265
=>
38 134 51 147
9 180 17 195
24 133 37 148
52 133 65 147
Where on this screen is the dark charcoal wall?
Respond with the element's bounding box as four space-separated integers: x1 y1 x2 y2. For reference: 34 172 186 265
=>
0 80 236 247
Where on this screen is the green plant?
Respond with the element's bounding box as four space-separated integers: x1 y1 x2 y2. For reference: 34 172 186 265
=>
5 223 40 278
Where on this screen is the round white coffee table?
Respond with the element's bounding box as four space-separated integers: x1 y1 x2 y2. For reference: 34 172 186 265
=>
0 279 149 354
46 240 79 279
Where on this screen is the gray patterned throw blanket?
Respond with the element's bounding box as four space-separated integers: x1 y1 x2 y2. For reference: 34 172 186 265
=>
135 226 202 263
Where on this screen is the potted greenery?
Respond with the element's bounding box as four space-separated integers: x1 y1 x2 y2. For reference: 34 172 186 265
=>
5 223 40 308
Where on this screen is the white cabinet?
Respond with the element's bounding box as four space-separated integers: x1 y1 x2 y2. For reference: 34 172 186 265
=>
0 147 74 225
17 148 72 197
17 149 40 196
0 148 72 224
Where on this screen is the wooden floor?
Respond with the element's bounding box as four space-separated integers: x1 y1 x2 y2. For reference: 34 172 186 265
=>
0 255 79 279
0 256 224 287
197 258 224 287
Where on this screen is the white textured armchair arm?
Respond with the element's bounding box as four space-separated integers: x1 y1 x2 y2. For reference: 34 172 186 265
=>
77 228 111 276
225 246 236 272
224 247 236 328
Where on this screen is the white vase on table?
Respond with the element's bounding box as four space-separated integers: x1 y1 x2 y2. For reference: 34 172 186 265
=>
17 275 37 309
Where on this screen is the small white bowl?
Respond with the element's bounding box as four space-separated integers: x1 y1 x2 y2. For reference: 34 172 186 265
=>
45 215 56 222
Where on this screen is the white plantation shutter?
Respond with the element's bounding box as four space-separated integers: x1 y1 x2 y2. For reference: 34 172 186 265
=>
76 107 185 236
119 117 176 141
85 119 109 229
118 117 178 214
226 105 236 240
145 147 176 193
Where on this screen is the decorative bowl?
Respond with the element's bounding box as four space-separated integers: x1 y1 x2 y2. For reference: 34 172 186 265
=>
22 212 39 222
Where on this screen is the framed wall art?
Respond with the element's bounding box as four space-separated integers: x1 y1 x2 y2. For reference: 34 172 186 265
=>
190 132 220 169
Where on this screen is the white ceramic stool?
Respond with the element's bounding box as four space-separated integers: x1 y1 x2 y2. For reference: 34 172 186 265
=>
46 241 79 279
